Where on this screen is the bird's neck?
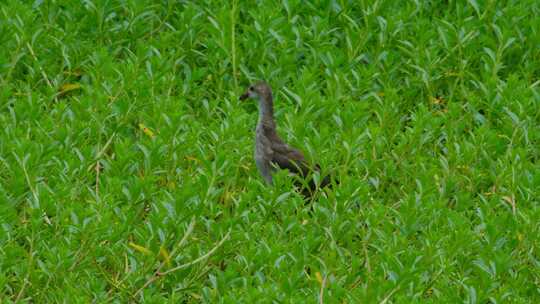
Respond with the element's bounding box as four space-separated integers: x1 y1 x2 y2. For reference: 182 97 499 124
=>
258 94 275 129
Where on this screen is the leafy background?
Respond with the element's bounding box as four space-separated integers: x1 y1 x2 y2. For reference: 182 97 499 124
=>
0 0 539 302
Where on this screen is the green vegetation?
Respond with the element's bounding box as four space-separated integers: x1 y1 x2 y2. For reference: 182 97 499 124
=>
1 0 539 302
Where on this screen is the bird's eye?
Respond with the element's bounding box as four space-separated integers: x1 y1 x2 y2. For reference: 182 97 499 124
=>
249 86 254 91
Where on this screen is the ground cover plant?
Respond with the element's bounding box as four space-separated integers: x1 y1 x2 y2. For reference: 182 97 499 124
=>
0 0 539 302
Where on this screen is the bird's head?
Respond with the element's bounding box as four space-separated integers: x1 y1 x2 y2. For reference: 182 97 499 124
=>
239 81 272 102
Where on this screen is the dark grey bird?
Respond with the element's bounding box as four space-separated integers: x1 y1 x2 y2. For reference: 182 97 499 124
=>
239 81 334 196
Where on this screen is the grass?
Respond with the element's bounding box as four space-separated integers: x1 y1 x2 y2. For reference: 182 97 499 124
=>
0 0 539 302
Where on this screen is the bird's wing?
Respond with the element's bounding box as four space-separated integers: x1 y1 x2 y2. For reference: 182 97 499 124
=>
269 138 335 195
270 142 313 176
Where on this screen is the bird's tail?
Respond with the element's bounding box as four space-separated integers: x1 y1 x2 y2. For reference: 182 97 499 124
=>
313 171 338 189
313 164 338 188
299 170 337 198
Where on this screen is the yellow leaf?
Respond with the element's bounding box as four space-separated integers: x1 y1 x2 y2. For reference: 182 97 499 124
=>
502 195 514 204
430 96 445 105
315 272 323 284
502 195 516 214
159 246 171 267
185 156 200 163
138 123 155 138
129 242 153 255
63 69 82 77
190 293 202 299
59 83 81 93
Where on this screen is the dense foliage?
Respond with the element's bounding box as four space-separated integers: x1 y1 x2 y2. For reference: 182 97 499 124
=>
0 0 539 302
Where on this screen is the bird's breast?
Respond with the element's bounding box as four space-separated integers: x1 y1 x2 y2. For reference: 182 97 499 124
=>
255 131 273 157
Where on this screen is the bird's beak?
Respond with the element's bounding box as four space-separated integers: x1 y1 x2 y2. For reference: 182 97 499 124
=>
239 91 249 101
